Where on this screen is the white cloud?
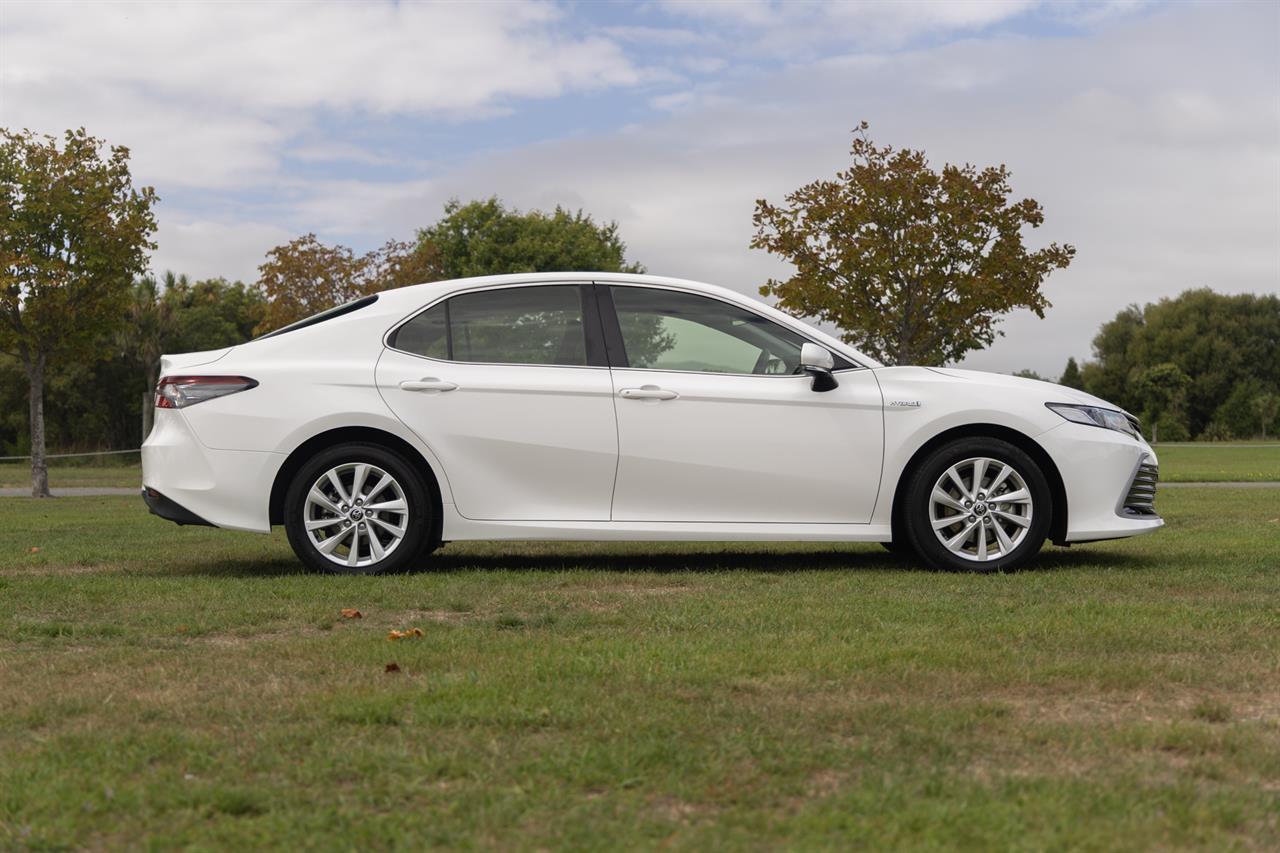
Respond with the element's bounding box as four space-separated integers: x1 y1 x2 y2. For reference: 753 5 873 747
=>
0 0 644 189
4 1 639 115
151 219 294 284
656 0 1041 51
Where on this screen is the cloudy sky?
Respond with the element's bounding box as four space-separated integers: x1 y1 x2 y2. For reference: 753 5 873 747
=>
2 0 1277 374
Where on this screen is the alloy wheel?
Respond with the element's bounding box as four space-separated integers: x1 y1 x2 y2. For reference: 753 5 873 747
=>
928 456 1033 563
303 462 409 569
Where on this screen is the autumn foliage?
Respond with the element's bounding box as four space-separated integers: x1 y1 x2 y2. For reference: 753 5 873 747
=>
752 122 1075 366
255 235 441 334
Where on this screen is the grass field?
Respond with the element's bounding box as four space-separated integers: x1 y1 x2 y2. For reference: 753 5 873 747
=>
1153 443 1280 482
1 488 1277 848
0 459 142 489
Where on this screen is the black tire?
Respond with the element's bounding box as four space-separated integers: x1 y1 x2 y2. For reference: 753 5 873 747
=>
901 437 1052 573
284 442 435 575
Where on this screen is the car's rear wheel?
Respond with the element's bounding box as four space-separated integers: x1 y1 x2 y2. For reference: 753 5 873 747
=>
902 437 1051 572
284 443 434 574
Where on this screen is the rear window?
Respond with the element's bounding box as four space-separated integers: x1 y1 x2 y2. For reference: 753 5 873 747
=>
254 294 379 340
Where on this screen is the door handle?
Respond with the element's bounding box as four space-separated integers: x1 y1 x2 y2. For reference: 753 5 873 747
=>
618 385 678 401
399 377 458 393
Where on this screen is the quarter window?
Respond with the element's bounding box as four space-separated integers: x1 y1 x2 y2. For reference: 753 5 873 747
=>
611 287 809 375
393 285 589 366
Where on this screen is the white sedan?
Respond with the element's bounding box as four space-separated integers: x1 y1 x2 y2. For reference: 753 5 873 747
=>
141 273 1162 573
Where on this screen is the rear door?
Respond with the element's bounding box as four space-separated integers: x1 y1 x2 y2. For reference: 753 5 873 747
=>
376 283 618 521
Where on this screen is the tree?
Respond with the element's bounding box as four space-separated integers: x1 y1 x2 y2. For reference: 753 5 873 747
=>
1252 392 1279 439
165 276 265 352
751 122 1074 366
1134 362 1190 443
1011 369 1046 381
417 198 644 280
255 235 440 334
1080 289 1280 438
1060 357 1083 390
126 272 180 440
0 128 157 496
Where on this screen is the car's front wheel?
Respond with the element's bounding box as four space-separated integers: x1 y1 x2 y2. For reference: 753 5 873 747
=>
284 443 434 574
901 437 1052 572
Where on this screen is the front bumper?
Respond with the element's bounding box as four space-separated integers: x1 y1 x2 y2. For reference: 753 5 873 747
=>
1037 422 1164 543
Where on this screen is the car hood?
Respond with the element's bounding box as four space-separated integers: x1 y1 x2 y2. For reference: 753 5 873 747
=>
920 367 1127 413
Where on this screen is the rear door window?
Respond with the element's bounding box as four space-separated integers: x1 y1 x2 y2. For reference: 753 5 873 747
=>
392 285 590 366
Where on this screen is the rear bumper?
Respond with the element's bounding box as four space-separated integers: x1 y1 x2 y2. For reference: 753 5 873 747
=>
142 487 213 527
141 408 284 532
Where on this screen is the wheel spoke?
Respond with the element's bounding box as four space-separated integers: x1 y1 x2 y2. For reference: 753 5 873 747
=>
364 473 389 501
946 519 979 552
351 463 370 500
365 498 407 513
991 509 1030 528
366 525 385 561
347 525 361 566
317 527 351 555
976 522 988 560
995 488 1031 505
992 518 1015 553
305 516 343 531
932 513 964 531
308 488 342 515
369 516 406 538
987 464 1013 495
932 488 966 512
326 470 351 504
945 466 972 499
972 458 988 494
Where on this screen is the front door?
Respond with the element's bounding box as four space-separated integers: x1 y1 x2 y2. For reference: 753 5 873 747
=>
377 283 617 521
603 285 883 523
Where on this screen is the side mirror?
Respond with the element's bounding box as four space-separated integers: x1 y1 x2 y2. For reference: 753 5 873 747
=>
800 343 839 392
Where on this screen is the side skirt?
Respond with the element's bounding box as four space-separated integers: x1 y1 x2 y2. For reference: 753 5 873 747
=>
439 504 894 543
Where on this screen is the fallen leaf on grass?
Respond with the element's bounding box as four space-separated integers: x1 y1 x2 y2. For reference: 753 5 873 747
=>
387 628 424 640
28 547 40 554
385 662 401 673
340 608 363 619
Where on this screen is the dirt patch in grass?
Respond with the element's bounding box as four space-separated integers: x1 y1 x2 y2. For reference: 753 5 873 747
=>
650 794 718 824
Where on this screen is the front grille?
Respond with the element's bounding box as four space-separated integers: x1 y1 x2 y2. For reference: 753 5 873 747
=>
1123 460 1159 516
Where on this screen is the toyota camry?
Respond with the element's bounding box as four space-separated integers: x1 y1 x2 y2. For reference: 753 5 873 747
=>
141 273 1162 573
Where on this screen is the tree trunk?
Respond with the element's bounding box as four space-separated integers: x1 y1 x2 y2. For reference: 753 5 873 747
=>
25 352 51 498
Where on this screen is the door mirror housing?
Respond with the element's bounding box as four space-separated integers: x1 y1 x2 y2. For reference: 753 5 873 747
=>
800 343 839 392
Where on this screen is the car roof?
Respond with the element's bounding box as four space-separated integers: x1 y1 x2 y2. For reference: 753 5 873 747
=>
371 272 743 308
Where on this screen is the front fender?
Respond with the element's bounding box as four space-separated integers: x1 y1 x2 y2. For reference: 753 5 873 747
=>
870 367 1063 525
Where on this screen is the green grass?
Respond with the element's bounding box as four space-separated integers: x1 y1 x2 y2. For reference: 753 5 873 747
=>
1 489 1277 848
0 459 141 489
1153 443 1280 482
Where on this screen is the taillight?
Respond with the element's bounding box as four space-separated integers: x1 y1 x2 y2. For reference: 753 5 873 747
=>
155 376 258 409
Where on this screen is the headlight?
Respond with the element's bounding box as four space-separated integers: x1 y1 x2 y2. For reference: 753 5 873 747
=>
1046 402 1140 438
